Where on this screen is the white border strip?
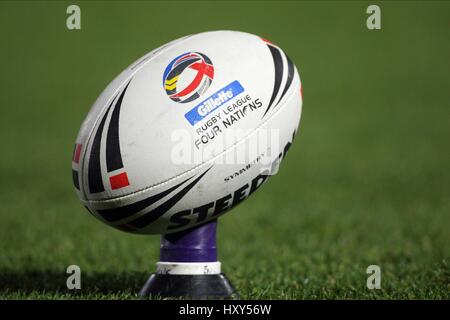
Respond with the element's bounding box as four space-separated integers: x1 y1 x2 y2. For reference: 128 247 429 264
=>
156 261 221 275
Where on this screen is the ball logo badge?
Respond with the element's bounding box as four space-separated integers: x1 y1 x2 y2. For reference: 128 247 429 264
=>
163 52 214 103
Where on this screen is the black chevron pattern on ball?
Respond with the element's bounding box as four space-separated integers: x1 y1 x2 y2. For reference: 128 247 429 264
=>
123 166 212 230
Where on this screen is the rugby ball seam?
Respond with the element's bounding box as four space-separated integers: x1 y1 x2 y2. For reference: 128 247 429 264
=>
83 80 299 205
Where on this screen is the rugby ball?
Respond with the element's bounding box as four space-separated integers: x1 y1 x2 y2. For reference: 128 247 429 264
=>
72 30 303 234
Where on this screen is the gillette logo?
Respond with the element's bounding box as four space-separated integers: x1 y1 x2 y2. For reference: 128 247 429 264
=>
198 91 233 116
184 80 245 125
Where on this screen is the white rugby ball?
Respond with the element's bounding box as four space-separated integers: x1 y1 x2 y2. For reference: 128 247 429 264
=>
72 30 303 234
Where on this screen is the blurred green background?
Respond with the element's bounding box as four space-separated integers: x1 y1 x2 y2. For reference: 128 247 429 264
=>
0 1 448 299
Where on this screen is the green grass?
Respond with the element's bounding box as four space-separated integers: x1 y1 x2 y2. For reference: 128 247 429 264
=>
0 1 449 299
